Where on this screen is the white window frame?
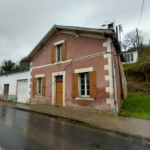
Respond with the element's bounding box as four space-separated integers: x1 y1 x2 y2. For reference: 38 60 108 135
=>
126 54 130 62
74 67 94 101
130 53 134 61
56 44 62 62
36 78 42 95
79 73 90 98
124 53 134 62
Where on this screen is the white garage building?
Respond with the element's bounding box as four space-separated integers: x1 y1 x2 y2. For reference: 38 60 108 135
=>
0 70 30 103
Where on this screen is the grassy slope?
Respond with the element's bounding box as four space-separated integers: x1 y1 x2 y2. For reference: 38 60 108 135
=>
121 60 150 120
126 76 150 95
119 93 150 120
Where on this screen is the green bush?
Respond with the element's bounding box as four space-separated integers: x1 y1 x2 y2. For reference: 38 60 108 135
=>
123 52 150 82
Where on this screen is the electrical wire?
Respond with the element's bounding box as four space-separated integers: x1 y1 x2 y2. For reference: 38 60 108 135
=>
31 60 73 89
137 0 145 28
32 52 111 91
121 30 130 42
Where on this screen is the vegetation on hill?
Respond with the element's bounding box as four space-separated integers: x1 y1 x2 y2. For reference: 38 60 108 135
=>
120 42 150 120
123 45 150 83
0 57 30 73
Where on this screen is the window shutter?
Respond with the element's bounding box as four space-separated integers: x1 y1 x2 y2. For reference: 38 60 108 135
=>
42 77 46 96
62 42 66 61
72 73 78 97
89 71 96 98
51 45 56 63
33 78 36 96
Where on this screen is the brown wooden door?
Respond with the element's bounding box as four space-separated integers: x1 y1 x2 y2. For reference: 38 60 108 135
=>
56 81 63 106
3 84 9 100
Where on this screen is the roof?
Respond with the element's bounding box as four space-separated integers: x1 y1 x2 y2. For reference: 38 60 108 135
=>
26 25 115 62
0 69 29 76
122 49 137 54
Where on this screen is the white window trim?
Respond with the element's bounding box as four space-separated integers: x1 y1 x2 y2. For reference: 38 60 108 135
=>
124 53 134 63
56 45 62 62
34 95 44 98
79 73 89 97
36 78 42 95
75 97 94 100
130 53 134 61
75 67 93 73
35 74 45 78
54 40 65 46
52 71 66 107
74 67 94 100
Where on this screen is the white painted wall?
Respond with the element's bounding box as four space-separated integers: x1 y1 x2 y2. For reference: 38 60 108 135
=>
123 51 138 64
0 71 30 103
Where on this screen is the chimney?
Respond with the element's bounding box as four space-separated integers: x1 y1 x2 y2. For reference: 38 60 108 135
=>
108 23 114 30
101 24 107 29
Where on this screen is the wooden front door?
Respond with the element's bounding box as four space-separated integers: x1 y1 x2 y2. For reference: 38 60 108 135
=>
56 76 63 106
3 84 9 100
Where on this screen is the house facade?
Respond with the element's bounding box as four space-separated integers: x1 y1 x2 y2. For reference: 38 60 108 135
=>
123 50 138 63
26 25 127 114
0 70 30 103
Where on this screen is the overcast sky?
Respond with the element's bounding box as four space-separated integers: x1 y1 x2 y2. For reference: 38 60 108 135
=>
0 0 150 63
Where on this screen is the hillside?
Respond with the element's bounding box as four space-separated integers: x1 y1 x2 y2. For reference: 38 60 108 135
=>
126 74 150 95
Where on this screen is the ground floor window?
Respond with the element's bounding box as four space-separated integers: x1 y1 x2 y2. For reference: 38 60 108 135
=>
79 73 90 97
72 70 96 99
36 78 42 95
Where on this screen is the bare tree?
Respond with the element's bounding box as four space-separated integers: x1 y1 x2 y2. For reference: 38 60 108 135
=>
122 30 146 52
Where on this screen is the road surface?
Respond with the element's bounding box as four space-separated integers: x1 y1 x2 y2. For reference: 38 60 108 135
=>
0 105 149 150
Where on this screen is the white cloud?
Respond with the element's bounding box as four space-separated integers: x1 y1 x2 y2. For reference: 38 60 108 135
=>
0 0 150 62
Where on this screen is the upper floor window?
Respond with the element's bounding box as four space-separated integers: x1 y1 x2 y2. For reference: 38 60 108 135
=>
51 41 66 63
56 44 62 62
124 53 134 62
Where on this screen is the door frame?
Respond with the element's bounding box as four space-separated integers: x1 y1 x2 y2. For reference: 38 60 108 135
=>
3 84 9 100
52 71 66 107
17 79 28 103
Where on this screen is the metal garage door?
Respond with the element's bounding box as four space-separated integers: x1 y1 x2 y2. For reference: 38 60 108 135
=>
17 79 28 103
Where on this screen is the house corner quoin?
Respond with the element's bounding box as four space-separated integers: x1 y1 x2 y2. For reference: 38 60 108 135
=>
103 38 115 112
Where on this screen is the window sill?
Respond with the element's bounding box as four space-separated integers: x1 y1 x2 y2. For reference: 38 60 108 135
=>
54 61 63 64
34 95 44 98
75 97 94 101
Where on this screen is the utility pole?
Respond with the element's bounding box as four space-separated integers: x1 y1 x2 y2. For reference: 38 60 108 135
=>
136 28 140 55
118 25 122 52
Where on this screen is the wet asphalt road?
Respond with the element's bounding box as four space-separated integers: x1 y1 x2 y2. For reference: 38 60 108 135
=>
0 106 150 150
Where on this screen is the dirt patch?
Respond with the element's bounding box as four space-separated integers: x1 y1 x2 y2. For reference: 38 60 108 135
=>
126 75 150 95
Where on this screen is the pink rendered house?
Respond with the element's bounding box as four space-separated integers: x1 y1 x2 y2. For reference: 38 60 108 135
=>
26 25 127 114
